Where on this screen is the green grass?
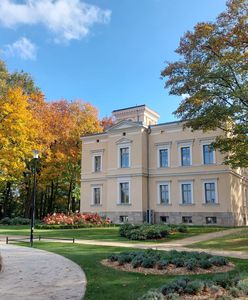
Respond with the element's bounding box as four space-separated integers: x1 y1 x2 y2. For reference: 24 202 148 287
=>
18 241 248 300
0 225 230 244
189 229 248 252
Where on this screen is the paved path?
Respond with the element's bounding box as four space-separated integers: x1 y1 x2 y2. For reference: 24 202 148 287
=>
0 244 87 300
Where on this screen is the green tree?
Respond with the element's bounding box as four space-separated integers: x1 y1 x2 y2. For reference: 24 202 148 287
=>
161 0 248 168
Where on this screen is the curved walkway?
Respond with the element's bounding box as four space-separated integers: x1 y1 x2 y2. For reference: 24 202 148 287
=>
0 244 86 300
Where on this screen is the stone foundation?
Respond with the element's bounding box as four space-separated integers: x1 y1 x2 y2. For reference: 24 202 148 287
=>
96 211 246 226
154 212 241 226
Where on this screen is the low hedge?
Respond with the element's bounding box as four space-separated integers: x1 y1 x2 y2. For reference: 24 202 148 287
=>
36 223 113 229
0 217 31 225
107 249 229 271
139 274 248 299
119 223 188 240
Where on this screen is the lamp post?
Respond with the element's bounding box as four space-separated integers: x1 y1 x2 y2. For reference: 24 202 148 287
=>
30 150 39 247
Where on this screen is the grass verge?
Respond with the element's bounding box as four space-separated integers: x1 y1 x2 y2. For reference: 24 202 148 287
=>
188 229 248 252
0 225 231 244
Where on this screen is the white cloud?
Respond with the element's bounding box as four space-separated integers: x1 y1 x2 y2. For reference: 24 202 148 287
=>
0 0 111 43
3 37 37 60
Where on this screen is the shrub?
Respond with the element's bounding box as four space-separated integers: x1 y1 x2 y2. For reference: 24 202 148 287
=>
157 259 169 270
177 224 188 233
199 259 212 269
167 293 180 300
128 228 147 240
213 273 240 288
131 255 144 268
184 280 204 295
0 217 30 225
171 257 184 268
237 280 248 295
161 278 189 295
107 254 119 262
119 223 137 237
141 257 157 268
43 213 111 226
139 289 164 300
185 258 198 271
229 287 240 297
209 256 229 266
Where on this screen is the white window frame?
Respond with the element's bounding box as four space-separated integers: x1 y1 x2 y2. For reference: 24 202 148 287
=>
117 178 131 205
202 143 216 165
118 144 131 168
178 143 192 167
91 185 102 206
157 182 171 205
91 152 103 172
157 146 170 168
180 181 194 204
202 179 218 204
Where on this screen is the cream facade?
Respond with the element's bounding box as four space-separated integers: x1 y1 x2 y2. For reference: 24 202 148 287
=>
80 105 248 226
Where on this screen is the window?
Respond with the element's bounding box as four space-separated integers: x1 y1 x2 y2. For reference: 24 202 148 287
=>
181 183 192 204
159 184 169 204
159 149 168 167
203 144 214 164
204 182 216 203
206 217 217 224
92 186 101 205
160 216 169 223
182 216 192 223
181 147 191 166
94 155 101 172
120 182 130 204
120 147 129 168
119 215 128 223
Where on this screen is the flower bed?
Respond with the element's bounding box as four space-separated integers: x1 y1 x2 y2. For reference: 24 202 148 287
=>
42 213 111 228
139 274 248 299
119 223 188 240
103 250 234 276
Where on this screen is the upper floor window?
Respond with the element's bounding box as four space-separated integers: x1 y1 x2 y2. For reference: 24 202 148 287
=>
159 149 168 168
203 144 215 164
120 182 130 204
94 155 101 172
204 182 217 204
92 186 101 205
120 147 130 168
181 182 193 204
181 147 191 166
159 184 169 204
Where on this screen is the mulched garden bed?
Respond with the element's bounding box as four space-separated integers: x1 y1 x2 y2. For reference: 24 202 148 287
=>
101 259 234 275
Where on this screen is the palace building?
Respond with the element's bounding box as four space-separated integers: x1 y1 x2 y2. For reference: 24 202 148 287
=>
80 105 248 226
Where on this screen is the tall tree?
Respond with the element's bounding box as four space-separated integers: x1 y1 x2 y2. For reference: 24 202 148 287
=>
161 0 248 168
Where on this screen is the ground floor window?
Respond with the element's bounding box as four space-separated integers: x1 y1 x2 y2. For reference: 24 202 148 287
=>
119 215 128 223
92 186 101 205
182 216 192 223
160 216 169 223
206 216 217 224
120 182 130 204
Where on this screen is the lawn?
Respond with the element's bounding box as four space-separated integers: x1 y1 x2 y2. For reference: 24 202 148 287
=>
0 225 230 244
189 229 248 252
19 241 248 300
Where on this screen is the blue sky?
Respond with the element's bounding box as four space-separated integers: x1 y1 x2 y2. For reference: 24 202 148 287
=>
0 0 227 122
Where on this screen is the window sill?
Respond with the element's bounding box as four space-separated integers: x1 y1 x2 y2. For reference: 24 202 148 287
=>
117 203 132 206
158 166 169 169
118 167 131 169
90 204 102 207
202 202 219 206
179 203 195 206
157 203 172 206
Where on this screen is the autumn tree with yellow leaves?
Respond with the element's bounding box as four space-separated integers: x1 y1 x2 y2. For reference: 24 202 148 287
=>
0 60 103 219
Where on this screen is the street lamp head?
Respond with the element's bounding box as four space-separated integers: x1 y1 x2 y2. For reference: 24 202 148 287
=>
32 149 39 159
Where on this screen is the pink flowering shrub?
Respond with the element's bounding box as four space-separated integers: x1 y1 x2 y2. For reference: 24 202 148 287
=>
43 213 111 226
